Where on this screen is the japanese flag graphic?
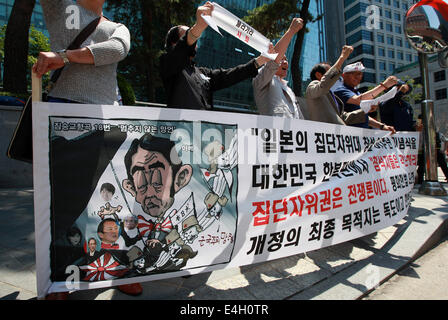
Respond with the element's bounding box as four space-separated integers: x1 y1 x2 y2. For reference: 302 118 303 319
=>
79 253 128 281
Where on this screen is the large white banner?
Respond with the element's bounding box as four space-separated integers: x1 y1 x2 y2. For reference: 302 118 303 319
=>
32 102 419 298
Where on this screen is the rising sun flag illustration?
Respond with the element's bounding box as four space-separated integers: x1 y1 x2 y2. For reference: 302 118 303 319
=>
79 253 129 281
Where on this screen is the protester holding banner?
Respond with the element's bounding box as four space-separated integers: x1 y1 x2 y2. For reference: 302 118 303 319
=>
35 0 139 299
333 63 398 132
160 2 269 110
33 0 131 105
252 18 304 119
379 82 419 132
305 45 372 125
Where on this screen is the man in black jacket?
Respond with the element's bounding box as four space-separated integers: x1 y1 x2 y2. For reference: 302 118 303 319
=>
379 82 417 132
159 2 269 110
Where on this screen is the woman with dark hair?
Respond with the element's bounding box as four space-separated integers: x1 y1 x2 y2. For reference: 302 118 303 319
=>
159 1 269 110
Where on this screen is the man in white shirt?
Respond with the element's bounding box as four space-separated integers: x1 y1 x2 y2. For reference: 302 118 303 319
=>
253 18 304 119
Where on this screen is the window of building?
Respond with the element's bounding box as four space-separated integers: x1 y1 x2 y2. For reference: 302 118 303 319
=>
377 33 384 43
345 16 366 34
388 49 395 58
389 63 396 72
393 0 400 8
386 23 393 32
344 0 356 8
363 72 377 83
362 58 375 69
395 25 402 33
435 88 447 100
385 0 391 5
406 53 412 61
397 51 404 60
396 38 403 47
385 9 392 18
354 44 374 56
378 47 385 56
387 36 394 45
394 12 401 21
434 70 446 82
344 2 369 20
346 30 373 45
379 61 386 70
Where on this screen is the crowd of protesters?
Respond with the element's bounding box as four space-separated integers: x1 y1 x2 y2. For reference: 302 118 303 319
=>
32 1 445 299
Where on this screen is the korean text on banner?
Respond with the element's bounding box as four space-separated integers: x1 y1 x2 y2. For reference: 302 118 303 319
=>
32 102 419 298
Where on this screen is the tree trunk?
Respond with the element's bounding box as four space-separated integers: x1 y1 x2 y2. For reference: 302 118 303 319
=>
3 0 36 93
291 0 310 97
140 0 156 102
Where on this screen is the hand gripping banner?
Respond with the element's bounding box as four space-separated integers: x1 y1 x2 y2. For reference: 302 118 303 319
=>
32 102 419 298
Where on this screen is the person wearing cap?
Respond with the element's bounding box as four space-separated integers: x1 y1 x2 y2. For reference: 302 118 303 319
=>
305 45 371 125
379 82 420 132
253 18 305 119
333 62 398 132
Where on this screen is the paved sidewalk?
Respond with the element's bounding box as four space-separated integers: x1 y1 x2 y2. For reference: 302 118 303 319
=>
1 178 447 300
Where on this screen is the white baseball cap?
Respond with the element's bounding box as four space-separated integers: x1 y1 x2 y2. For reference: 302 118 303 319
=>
343 62 366 73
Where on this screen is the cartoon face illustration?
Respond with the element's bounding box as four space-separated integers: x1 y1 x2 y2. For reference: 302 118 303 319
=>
124 215 138 230
183 226 200 243
67 227 82 246
209 202 222 217
68 233 81 246
133 257 146 269
123 134 192 218
88 238 97 253
100 183 115 202
168 241 182 257
98 219 119 244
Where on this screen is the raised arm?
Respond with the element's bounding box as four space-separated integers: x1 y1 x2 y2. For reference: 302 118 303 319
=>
346 75 398 106
187 2 213 46
306 45 353 99
272 18 303 64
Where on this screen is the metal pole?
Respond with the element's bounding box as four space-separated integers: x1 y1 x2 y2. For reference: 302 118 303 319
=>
417 52 447 195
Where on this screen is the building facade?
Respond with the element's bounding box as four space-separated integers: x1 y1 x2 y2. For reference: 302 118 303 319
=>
325 0 419 91
0 0 46 34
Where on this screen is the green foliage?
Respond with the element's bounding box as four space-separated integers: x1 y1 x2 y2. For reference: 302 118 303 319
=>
27 25 51 89
244 0 317 96
0 24 50 90
117 73 136 106
105 0 200 103
0 91 30 101
0 24 5 60
400 76 423 104
367 77 423 103
243 0 300 39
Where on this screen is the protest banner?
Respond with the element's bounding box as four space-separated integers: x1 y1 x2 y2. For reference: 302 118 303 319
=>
201 2 277 60
32 102 419 298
